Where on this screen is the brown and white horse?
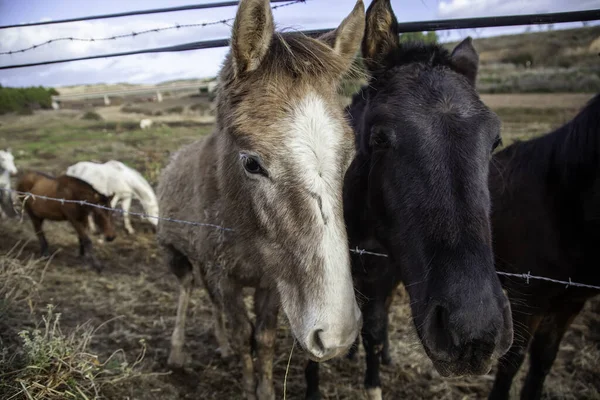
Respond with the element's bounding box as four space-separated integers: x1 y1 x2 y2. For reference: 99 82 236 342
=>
156 0 366 398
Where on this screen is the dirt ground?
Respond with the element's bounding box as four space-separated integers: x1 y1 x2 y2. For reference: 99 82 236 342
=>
0 93 599 400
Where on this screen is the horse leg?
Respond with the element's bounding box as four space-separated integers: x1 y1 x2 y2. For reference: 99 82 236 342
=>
199 268 231 359
362 296 388 400
30 214 49 257
121 195 135 235
346 335 360 361
166 247 194 369
67 213 102 272
254 288 279 400
222 282 257 400
488 311 543 400
88 213 98 234
305 360 321 400
520 302 585 400
380 290 396 366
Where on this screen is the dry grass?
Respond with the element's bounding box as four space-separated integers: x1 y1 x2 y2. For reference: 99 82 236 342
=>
0 93 599 399
0 248 158 400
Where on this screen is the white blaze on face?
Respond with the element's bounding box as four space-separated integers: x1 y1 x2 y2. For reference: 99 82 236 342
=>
283 92 359 354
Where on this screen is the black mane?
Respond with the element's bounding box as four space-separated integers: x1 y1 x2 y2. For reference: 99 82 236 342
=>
373 41 455 75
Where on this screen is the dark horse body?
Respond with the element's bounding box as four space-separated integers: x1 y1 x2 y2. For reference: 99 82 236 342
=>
488 94 600 400
16 171 116 271
306 1 512 398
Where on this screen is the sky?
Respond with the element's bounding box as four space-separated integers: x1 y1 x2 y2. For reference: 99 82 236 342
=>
0 0 599 88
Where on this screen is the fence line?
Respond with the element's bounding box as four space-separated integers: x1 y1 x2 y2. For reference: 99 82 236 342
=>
2 9 599 70
2 187 599 291
0 0 304 56
396 9 600 33
0 0 297 30
1 187 233 232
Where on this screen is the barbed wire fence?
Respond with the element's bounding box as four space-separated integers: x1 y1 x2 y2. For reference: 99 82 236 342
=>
0 0 304 56
1 4 600 291
2 186 600 291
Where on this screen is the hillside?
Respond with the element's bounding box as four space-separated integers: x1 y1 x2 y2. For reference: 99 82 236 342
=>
443 26 600 93
445 25 600 68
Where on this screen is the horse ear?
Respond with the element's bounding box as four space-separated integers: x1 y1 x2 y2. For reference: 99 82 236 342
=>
362 0 399 72
318 1 365 68
450 37 479 86
231 0 274 76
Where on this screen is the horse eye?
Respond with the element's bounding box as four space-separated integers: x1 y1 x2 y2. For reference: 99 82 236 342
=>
492 136 502 152
242 155 264 175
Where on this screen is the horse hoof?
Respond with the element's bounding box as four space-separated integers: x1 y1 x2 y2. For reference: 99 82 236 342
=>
366 387 382 400
381 354 393 366
167 351 186 369
216 346 232 360
256 381 275 400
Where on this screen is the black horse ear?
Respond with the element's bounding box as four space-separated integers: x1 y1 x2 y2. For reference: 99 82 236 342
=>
362 0 399 72
450 37 479 86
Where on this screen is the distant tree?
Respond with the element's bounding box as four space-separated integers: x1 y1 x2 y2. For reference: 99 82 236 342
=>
582 21 590 27
399 31 438 44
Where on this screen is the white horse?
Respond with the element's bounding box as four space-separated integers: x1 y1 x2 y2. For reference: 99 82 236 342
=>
66 160 159 234
140 119 153 130
0 149 17 218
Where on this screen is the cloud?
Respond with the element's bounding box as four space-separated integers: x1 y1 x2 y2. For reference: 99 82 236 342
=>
0 1 345 87
437 0 600 19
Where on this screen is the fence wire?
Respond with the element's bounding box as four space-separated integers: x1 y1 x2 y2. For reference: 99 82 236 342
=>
0 0 305 56
0 0 297 30
2 187 599 291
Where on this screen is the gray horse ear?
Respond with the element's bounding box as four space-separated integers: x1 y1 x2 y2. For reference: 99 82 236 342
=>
318 0 365 68
231 0 274 76
451 37 479 86
362 0 399 72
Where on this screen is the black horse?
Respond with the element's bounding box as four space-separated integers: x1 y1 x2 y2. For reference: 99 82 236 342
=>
488 93 600 400
305 0 512 398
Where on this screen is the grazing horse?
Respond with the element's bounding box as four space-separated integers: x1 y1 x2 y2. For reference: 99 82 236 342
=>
305 1 513 399
66 160 159 234
156 0 365 399
140 119 153 130
488 94 600 400
16 171 116 272
0 148 18 218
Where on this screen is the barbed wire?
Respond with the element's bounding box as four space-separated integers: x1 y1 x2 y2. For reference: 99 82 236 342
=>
2 186 599 291
1 187 233 232
0 0 305 56
496 271 600 290
0 0 297 30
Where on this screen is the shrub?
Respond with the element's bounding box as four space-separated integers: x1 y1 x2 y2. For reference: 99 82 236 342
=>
0 86 57 114
0 305 148 400
165 106 184 114
82 110 103 120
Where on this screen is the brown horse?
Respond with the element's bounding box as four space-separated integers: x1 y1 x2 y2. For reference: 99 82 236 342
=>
16 171 116 272
157 0 366 398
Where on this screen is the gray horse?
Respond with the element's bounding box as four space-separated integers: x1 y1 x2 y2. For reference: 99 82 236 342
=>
156 0 366 398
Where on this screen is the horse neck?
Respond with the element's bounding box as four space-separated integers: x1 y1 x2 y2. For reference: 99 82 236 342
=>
124 172 157 208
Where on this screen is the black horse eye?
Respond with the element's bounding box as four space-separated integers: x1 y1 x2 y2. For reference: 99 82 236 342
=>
242 155 263 175
492 136 502 152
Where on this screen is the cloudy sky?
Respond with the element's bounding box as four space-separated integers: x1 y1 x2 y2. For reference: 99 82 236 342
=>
0 0 598 88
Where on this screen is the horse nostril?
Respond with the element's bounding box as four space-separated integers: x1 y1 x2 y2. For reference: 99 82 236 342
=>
106 236 116 242
308 329 326 356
